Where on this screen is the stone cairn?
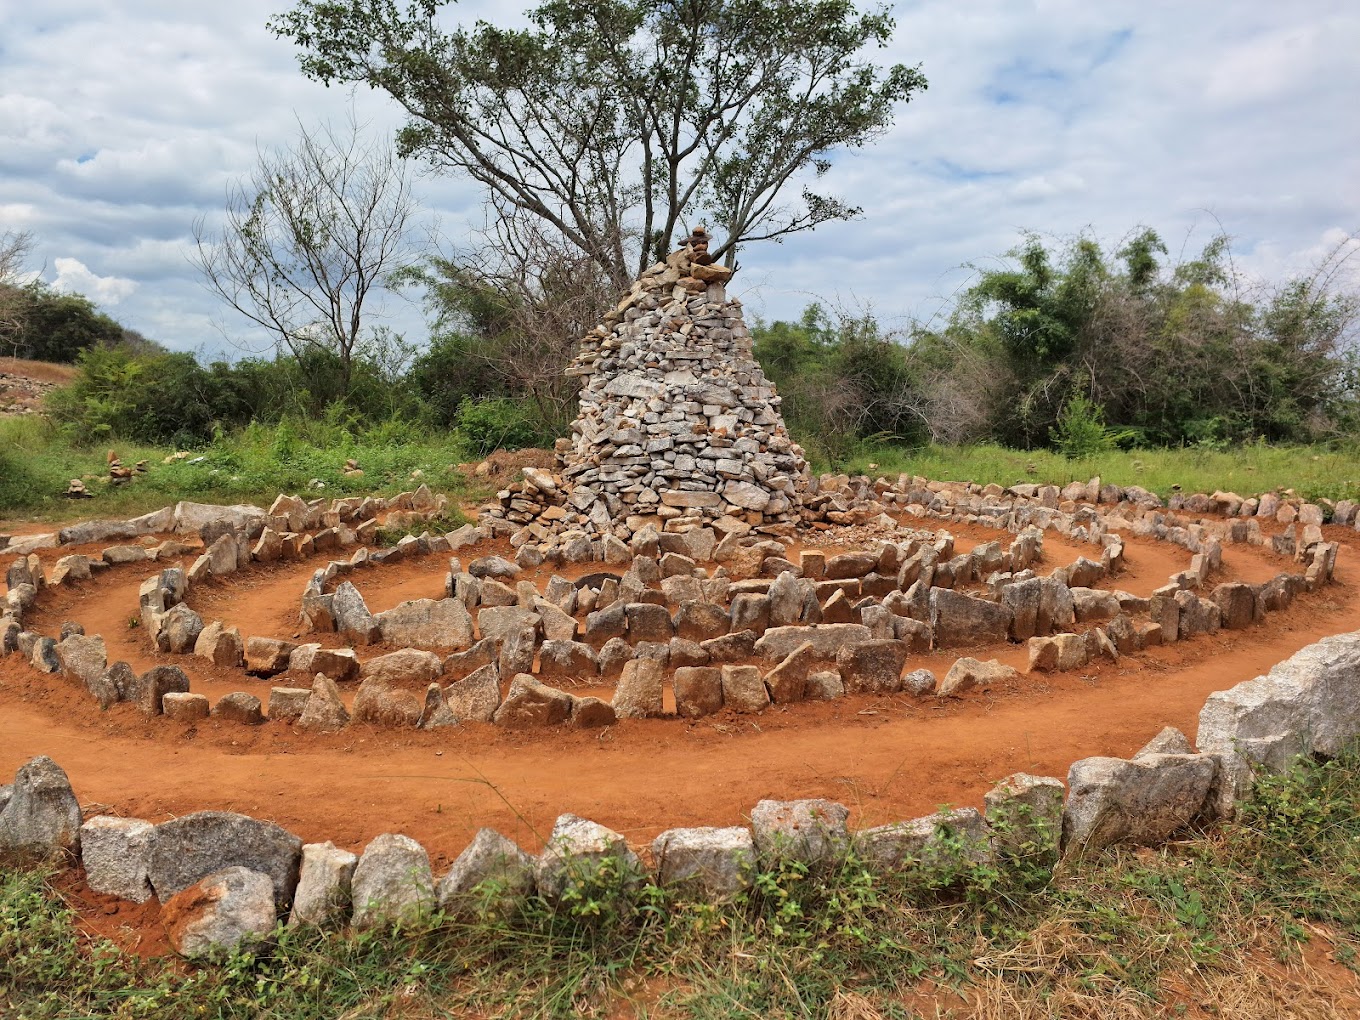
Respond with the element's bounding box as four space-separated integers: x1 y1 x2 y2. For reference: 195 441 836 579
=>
482 229 809 538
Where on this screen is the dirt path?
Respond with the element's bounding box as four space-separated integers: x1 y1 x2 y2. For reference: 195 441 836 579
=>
3 516 1350 874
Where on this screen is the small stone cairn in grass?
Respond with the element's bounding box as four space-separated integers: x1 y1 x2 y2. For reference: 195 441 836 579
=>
481 228 809 538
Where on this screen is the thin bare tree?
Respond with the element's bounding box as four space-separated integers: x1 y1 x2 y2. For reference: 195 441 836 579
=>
192 114 422 396
0 229 35 358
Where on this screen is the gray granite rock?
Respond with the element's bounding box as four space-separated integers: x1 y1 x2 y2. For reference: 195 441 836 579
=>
351 833 435 928
80 816 155 902
652 826 755 900
749 799 849 865
437 828 536 918
147 811 302 911
0 756 83 857
163 866 277 958
288 841 357 928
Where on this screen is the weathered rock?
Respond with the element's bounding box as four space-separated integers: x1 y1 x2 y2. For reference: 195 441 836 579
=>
836 639 908 695
675 600 730 642
88 661 130 709
763 641 817 703
352 676 424 728
494 674 573 727
163 867 277 958
1070 587 1120 623
437 828 536 918
825 551 877 580
147 811 302 911
29 636 60 673
805 669 844 700
56 633 107 687
478 605 541 645
856 808 994 874
360 648 443 686
901 668 936 696
929 588 1012 648
211 691 264 725
0 756 82 856
1063 753 1217 854
984 773 1065 865
613 658 664 718
625 602 673 642
288 643 360 682
1037 577 1075 634
350 833 435 928
441 636 497 677
535 814 642 903
673 666 724 718
132 665 191 715
49 554 92 585
155 603 204 654
721 664 770 713
297 673 350 732
80 816 155 902
194 621 244 668
446 663 502 723
701 628 759 662
1211 582 1256 630
570 695 617 727
750 799 849 864
267 687 311 722
538 638 598 680
288 841 357 928
245 637 296 677
376 598 474 649
469 555 520 580
163 692 211 721
414 683 458 729
652 826 755 900
938 657 1019 698
754 623 871 661
1026 633 1089 673
1000 576 1044 641
1197 633 1360 814
1134 726 1192 759
331 581 380 644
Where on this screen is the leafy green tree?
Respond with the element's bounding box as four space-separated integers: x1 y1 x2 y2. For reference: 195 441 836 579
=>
270 0 926 288
8 287 130 363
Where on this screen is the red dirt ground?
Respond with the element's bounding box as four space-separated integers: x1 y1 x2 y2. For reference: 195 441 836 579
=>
3 516 1349 878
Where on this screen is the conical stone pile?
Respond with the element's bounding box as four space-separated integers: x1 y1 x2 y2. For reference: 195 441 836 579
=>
486 230 810 538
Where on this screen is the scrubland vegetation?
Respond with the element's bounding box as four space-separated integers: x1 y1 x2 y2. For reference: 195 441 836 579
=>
5 749 1360 1018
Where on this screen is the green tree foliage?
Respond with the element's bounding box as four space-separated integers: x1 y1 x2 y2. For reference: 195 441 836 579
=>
928 229 1360 448
4 286 130 362
270 0 926 288
752 304 926 461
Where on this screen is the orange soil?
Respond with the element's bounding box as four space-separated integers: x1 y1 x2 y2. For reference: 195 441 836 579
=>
3 517 1348 878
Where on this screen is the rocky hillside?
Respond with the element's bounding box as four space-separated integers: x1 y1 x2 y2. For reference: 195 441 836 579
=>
0 357 75 416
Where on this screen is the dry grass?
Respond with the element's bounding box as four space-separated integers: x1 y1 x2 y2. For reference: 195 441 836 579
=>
0 356 78 385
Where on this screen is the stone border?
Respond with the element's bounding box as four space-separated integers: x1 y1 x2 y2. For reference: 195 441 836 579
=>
2 476 1340 733
3 629 1357 958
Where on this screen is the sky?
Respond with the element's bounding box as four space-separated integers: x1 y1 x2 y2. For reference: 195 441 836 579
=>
1 0 1357 361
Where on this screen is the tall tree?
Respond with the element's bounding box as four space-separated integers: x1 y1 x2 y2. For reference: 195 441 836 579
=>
0 229 35 357
270 0 926 290
192 115 422 399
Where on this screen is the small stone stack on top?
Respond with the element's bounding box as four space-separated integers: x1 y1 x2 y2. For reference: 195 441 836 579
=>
489 229 809 539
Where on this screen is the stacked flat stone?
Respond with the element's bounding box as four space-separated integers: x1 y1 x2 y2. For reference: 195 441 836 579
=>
500 232 809 537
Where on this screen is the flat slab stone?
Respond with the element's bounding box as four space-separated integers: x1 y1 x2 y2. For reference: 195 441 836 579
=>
147 811 303 912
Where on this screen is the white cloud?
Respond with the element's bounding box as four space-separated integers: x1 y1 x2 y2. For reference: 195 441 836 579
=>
50 257 138 305
0 0 1355 355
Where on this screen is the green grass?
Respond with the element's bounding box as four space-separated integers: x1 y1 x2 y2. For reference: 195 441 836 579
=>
827 440 1360 504
3 750 1360 1019
7 408 1360 526
0 417 485 523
